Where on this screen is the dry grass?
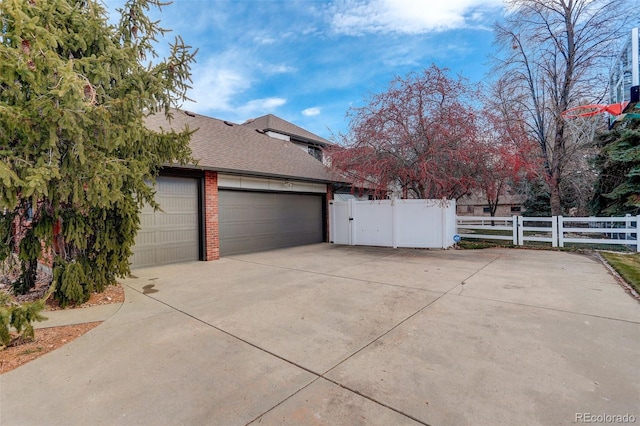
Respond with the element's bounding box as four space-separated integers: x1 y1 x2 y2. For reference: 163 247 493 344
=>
600 252 640 295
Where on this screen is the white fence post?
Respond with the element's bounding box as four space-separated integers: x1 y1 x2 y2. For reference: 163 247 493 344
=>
554 216 561 248
329 201 334 243
512 215 518 245
441 203 447 248
348 199 355 246
517 216 524 246
637 215 640 253
626 214 631 241
391 199 398 249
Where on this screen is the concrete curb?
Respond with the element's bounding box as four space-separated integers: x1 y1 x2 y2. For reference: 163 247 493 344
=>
34 302 124 329
595 251 640 302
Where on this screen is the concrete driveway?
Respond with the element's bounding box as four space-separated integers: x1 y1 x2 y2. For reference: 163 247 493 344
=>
1 244 639 425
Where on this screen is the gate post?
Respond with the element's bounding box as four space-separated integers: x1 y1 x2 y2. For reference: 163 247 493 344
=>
517 216 524 246
554 216 561 248
329 201 334 243
391 199 398 249
348 199 355 246
636 215 640 253
512 215 518 245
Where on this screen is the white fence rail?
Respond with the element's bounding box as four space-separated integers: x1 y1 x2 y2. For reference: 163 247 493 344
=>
456 215 639 251
518 216 558 248
330 199 457 249
456 216 518 244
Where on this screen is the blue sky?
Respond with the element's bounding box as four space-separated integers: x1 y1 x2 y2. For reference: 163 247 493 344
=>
104 0 506 140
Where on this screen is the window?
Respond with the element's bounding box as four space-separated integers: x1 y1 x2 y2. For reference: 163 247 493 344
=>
483 207 491 213
511 206 521 213
307 146 323 161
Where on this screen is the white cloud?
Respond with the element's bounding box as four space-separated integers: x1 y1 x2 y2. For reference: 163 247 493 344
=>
254 36 277 45
302 107 321 116
182 54 290 116
183 57 252 112
263 64 297 74
327 0 503 35
238 97 287 115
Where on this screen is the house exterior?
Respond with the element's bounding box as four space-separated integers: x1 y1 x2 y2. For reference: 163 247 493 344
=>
132 110 335 268
456 193 526 217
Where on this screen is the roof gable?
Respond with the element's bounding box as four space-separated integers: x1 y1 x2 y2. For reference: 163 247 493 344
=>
145 111 332 182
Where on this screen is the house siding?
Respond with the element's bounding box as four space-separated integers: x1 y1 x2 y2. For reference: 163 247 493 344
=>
204 171 220 260
456 204 523 217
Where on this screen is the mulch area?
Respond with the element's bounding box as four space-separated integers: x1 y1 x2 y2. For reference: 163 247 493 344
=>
1 262 126 374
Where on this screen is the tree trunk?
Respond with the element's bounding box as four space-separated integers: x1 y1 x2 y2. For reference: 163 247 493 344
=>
549 171 562 216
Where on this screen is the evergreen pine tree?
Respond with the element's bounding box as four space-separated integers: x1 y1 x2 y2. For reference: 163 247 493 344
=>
590 120 640 216
0 0 196 306
522 179 552 217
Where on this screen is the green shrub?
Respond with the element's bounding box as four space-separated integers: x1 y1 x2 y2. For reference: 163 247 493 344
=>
0 293 47 348
53 260 91 308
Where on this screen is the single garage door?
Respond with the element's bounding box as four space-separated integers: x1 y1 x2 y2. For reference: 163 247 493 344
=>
130 176 200 268
219 190 323 256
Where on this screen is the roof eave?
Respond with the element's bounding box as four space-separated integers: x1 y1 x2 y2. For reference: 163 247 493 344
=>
163 163 334 184
263 128 332 147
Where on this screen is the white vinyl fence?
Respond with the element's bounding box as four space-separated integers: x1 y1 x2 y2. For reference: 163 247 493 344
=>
330 199 457 249
519 216 558 247
456 216 519 245
456 215 640 251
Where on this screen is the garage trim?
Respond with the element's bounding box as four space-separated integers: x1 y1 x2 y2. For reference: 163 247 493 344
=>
218 173 326 194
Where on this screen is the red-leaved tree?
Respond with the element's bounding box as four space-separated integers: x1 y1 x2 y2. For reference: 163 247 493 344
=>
330 65 483 199
476 84 540 216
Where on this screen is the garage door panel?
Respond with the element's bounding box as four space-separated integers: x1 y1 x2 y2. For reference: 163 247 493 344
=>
155 229 198 244
156 197 197 212
219 190 323 256
131 176 200 268
155 214 198 228
154 244 199 265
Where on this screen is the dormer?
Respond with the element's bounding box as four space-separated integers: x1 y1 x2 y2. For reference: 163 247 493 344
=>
242 114 333 163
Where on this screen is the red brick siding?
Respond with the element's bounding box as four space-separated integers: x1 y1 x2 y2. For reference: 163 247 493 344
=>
11 215 54 267
204 171 220 260
326 183 333 243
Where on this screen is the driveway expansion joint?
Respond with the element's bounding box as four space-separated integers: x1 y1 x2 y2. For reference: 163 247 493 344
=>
227 256 451 295
126 271 434 425
455 293 640 325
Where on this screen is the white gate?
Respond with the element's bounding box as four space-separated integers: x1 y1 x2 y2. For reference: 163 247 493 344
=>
329 199 457 249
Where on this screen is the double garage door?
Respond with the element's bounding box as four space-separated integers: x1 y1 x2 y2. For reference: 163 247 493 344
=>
219 190 323 256
131 176 324 268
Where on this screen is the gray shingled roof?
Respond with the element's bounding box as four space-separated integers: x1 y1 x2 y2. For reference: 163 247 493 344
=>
145 110 332 182
242 114 334 146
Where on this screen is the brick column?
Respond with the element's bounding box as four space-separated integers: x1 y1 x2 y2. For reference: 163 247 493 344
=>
204 171 220 260
325 183 333 243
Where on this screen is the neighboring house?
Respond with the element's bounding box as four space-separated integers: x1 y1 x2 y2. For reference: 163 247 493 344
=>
456 193 527 217
133 110 335 268
241 114 334 164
